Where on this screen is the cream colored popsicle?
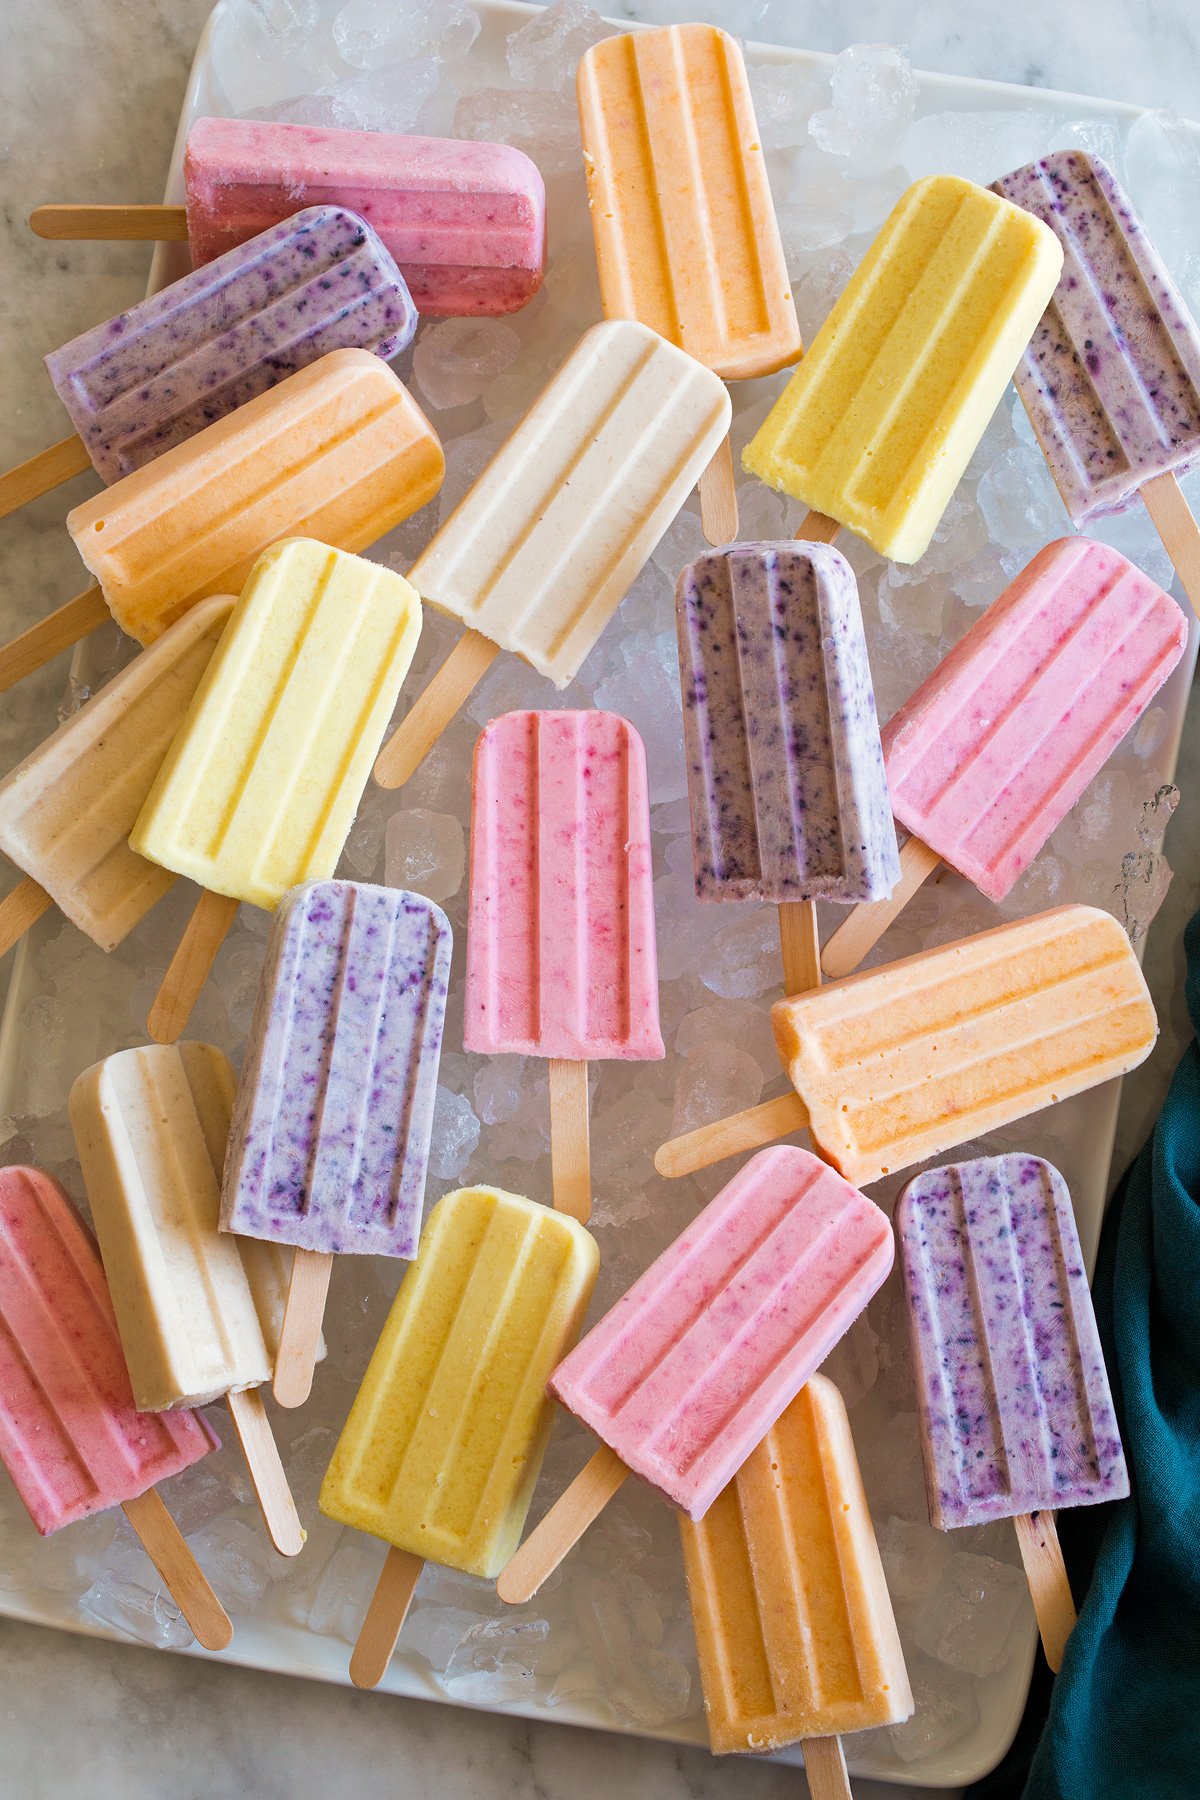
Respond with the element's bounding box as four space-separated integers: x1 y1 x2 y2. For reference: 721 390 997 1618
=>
578 25 801 543
130 538 422 1042
742 176 1063 563
69 1042 306 1555
680 1376 911 1794
0 349 441 694
319 1184 599 1688
0 596 234 962
373 319 730 788
655 906 1157 1183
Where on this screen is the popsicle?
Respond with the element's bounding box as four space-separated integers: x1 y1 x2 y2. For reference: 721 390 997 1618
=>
993 150 1200 613
655 905 1157 1182
221 879 452 1408
32 119 547 318
578 25 801 543
372 319 730 789
741 175 1063 563
0 1165 232 1650
464 709 662 1221
821 536 1188 979
319 1183 599 1688
680 1376 911 1796
496 1146 893 1603
676 541 899 995
0 593 234 964
0 347 441 693
898 1152 1129 1670
130 538 422 1044
69 1043 306 1556
0 205 417 523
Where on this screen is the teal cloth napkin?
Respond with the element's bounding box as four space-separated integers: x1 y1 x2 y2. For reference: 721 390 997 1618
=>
967 907 1200 1798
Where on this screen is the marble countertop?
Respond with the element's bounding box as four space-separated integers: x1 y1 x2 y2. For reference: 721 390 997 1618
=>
2 2 1198 1794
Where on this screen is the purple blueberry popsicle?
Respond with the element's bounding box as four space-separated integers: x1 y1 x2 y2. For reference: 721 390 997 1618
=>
674 540 898 992
897 1151 1129 1670
992 151 1200 523
43 205 417 485
221 879 451 1406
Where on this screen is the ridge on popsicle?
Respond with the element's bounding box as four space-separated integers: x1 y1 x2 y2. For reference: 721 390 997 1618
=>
0 203 419 525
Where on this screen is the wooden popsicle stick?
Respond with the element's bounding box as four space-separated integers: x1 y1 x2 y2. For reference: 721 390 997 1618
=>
1141 469 1200 616
497 1444 629 1605
655 1092 808 1179
0 877 54 959
0 434 92 520
272 1249 334 1409
146 890 240 1044
800 1735 852 1800
30 203 189 241
779 900 821 996
373 630 499 789
1013 1509 1076 1673
226 1385 305 1557
796 509 842 545
121 1487 233 1651
349 1546 426 1690
549 1058 591 1223
0 587 110 693
820 837 944 980
698 436 738 545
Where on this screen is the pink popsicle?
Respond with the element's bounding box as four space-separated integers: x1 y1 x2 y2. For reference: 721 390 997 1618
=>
185 118 547 317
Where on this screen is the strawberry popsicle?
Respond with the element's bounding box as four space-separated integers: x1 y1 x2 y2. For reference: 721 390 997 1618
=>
656 905 1158 1184
496 1147 893 1603
32 121 548 319
222 879 452 1407
680 1375 912 1786
70 1042 305 1556
676 540 898 994
464 709 662 1221
898 1152 1129 1669
0 348 441 695
821 537 1188 979
742 175 1063 562
372 319 730 788
0 1165 232 1649
0 594 234 963
578 24 801 542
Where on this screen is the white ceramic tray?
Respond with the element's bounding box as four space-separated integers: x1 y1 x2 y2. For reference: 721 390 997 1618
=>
1 3 1197 1790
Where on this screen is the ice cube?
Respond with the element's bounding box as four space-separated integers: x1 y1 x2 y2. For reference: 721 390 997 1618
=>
81 1525 194 1650
901 109 1051 186
333 0 479 70
454 88 582 180
673 996 779 1081
876 1515 955 1609
697 908 784 1000
383 808 465 901
427 1086 481 1181
749 61 824 152
592 652 687 806
856 1411 930 1521
413 318 522 410
809 45 918 164
444 1616 549 1701
403 1602 477 1670
911 1551 1027 1677
670 1040 763 1137
888 1648 980 1764
307 1534 386 1643
590 1090 673 1189
506 0 614 92
976 445 1068 550
187 1513 276 1614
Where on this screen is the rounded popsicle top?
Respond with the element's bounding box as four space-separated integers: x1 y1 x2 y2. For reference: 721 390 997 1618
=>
465 707 664 1063
896 1151 1129 1528
578 24 802 380
881 535 1188 901
741 173 1064 562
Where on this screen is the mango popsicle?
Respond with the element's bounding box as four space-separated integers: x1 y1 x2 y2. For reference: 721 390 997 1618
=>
578 24 801 542
676 540 898 995
0 1164 232 1649
70 1043 307 1556
820 536 1188 979
742 175 1063 563
0 205 417 524
464 709 662 1221
655 905 1157 1183
372 319 730 789
497 1147 892 1604
222 879 452 1408
0 594 234 963
130 538 423 1044
320 1184 599 1688
680 1376 911 1795
0 348 441 695
898 1152 1129 1670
